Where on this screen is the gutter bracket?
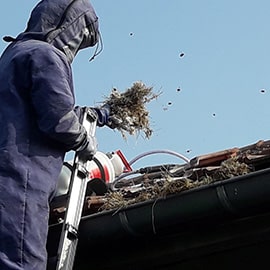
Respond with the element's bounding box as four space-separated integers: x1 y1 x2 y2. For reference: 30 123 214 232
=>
119 211 143 237
216 185 237 214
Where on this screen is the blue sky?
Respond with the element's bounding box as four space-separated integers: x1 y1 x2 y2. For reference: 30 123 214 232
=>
1 1 270 169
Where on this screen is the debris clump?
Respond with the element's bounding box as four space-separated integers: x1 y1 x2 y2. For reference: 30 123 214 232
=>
205 157 251 182
101 81 161 139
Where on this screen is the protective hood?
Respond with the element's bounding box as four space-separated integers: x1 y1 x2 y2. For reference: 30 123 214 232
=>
7 0 100 63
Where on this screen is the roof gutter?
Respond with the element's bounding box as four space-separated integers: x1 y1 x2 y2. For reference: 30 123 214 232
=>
47 168 270 257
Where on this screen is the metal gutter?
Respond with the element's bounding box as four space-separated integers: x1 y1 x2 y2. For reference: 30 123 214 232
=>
47 168 270 261
76 168 270 242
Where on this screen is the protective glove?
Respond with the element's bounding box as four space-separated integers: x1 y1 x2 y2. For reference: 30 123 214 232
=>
76 134 97 162
92 105 117 129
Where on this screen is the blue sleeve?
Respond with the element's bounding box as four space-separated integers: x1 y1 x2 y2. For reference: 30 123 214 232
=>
30 48 87 150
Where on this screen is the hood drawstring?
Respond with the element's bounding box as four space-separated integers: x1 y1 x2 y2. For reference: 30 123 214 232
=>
89 30 103 62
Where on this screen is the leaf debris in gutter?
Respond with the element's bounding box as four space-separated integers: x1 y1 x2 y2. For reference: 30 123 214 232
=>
100 157 252 211
49 141 270 223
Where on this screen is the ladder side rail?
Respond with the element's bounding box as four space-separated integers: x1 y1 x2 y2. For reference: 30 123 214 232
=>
55 109 97 270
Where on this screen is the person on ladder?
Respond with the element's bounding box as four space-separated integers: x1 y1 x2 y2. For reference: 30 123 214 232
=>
0 0 113 269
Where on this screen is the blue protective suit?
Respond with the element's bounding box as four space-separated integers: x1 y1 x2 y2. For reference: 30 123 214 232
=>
0 0 100 269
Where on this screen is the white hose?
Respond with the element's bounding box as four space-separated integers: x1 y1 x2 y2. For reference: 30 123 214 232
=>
128 149 190 166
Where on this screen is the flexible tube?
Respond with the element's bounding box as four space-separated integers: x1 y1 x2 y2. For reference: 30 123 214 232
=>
128 149 190 166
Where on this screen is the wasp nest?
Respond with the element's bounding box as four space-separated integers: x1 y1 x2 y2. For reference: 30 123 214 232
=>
102 81 161 139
